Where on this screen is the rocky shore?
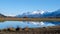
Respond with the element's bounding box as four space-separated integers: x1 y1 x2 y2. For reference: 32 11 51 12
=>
0 26 60 34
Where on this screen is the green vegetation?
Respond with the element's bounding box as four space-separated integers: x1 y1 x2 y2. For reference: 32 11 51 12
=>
0 20 5 22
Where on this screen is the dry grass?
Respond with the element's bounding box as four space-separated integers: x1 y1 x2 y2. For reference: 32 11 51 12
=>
0 17 60 21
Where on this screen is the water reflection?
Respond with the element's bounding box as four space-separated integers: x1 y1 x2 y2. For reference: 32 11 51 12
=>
0 21 59 29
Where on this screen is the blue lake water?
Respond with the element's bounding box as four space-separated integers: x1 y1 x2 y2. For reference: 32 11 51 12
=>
0 21 60 29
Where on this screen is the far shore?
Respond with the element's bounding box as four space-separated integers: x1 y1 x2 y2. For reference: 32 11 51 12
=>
0 17 60 21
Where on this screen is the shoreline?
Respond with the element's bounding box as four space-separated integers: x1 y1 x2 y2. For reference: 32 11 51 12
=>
0 17 60 21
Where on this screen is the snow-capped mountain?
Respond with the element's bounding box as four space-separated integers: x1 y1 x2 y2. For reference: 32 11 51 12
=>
16 9 60 18
16 10 50 18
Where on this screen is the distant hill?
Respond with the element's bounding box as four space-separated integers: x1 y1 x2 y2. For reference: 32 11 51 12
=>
50 9 60 17
0 13 6 17
43 9 60 18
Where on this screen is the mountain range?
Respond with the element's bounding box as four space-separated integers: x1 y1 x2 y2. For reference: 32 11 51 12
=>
0 9 60 18
16 9 60 18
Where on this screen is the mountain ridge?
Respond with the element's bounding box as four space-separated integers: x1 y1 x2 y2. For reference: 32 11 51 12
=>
16 9 60 18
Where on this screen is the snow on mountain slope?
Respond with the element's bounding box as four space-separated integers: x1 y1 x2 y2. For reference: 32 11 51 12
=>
16 9 60 18
16 10 50 18
31 10 45 14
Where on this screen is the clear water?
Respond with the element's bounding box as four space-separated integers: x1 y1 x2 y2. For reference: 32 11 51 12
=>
0 21 60 29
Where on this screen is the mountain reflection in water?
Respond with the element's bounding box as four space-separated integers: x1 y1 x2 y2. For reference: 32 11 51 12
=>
0 21 60 29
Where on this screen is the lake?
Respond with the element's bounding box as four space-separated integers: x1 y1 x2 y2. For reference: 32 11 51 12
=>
0 21 60 29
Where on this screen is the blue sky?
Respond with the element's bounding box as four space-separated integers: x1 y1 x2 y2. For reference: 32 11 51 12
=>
0 0 60 16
